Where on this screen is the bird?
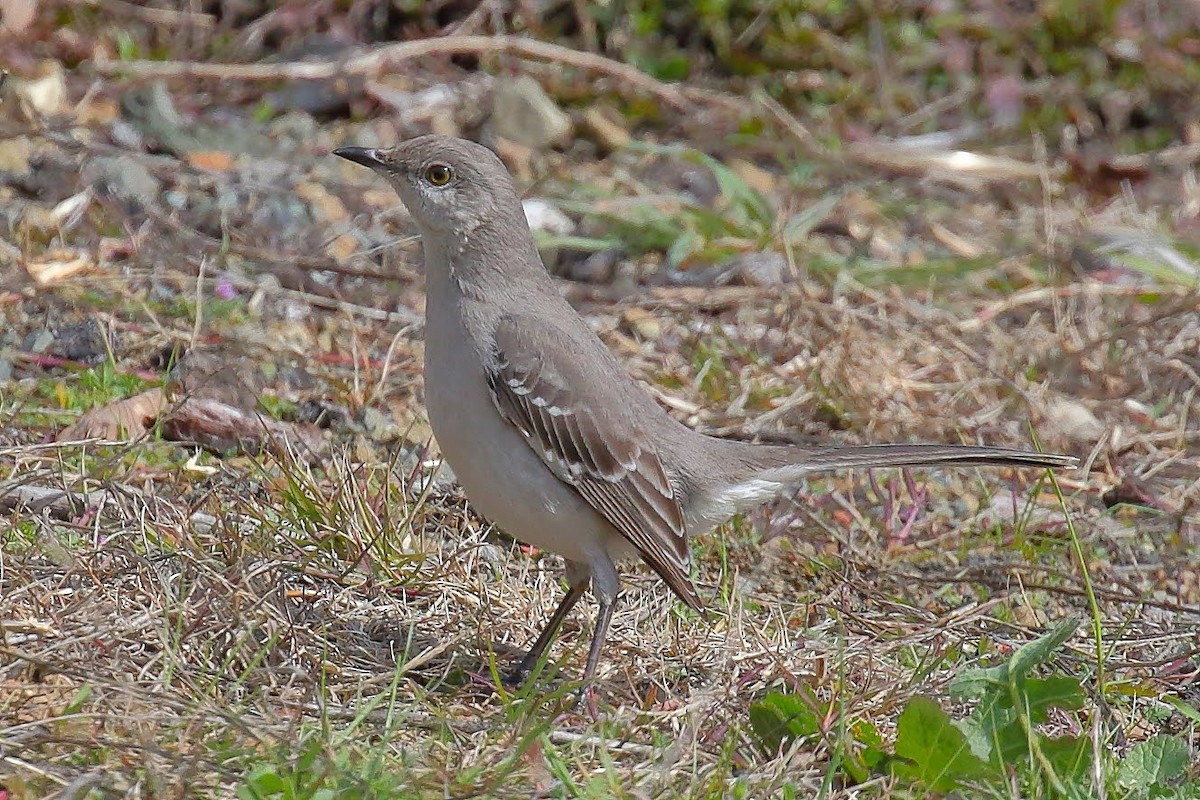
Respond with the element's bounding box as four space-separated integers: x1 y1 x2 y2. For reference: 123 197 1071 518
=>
333 136 1078 689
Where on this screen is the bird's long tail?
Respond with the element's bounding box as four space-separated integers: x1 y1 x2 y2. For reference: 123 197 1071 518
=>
691 440 1077 530
759 443 1077 474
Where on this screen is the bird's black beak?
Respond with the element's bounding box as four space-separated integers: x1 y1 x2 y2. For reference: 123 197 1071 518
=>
333 146 386 169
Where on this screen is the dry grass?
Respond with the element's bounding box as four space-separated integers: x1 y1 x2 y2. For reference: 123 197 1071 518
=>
3 270 1197 796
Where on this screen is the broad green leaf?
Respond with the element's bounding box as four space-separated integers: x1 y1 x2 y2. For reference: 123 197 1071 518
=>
240 764 286 796
841 720 887 783
854 719 885 765
953 717 994 763
748 691 821 755
951 663 1009 700
964 688 1020 765
951 617 1082 700
1040 733 1093 784
892 697 992 792
1024 676 1086 721
1116 735 1189 789
1008 617 1081 680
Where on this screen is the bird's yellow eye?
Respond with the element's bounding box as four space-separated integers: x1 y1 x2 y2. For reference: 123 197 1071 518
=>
424 163 453 186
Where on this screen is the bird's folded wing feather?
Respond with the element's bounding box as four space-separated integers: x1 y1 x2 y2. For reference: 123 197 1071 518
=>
487 313 702 610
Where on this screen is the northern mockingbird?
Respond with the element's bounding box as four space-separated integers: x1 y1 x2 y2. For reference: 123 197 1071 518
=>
334 136 1078 687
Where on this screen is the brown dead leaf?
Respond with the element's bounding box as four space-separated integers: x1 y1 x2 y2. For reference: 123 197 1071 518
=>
296 181 348 222
55 382 324 458
10 60 66 116
581 105 631 151
23 248 98 285
324 233 358 261
57 388 167 442
186 150 235 172
76 98 119 126
620 307 661 340
161 397 325 458
363 188 398 209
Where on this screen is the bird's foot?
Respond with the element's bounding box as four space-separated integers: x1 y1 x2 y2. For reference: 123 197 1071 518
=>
503 649 544 689
502 665 530 689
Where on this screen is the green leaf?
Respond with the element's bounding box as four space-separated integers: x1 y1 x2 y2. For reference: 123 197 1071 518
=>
840 720 887 783
240 764 286 797
666 228 703 268
891 697 992 792
688 204 747 238
748 691 821 755
644 52 691 81
967 687 1018 732
1024 676 1086 721
63 684 93 715
116 31 141 61
1116 735 1189 789
1008 617 1081 681
683 151 773 226
967 686 1078 768
253 99 276 123
951 663 1009 700
950 617 1082 700
1040 733 1093 783
782 193 840 244
953 716 995 763
854 719 886 767
1162 695 1200 726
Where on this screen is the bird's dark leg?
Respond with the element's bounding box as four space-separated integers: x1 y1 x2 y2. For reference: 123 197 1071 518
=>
580 553 620 688
581 595 616 687
507 562 589 685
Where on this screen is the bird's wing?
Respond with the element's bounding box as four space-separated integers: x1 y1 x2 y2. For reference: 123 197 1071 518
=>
487 313 702 610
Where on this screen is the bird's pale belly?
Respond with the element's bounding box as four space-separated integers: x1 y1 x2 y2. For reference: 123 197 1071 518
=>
423 355 635 566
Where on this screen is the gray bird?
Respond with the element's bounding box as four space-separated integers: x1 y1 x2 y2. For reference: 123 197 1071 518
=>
334 136 1077 688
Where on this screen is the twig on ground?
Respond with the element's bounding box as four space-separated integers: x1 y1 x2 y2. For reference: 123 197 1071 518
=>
958 283 1193 332
91 35 693 111
892 568 1200 617
84 0 214 27
294 703 661 756
0 481 219 533
754 88 841 165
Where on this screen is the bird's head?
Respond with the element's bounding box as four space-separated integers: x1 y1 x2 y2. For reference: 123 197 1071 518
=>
333 135 522 240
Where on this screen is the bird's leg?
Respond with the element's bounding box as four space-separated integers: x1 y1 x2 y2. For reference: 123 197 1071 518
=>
507 562 589 685
580 553 620 688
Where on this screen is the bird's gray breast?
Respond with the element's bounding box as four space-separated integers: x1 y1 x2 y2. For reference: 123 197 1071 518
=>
421 296 628 564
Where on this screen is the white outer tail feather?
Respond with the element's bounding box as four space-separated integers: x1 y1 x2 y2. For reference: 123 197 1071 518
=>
688 463 821 532
687 444 1076 533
